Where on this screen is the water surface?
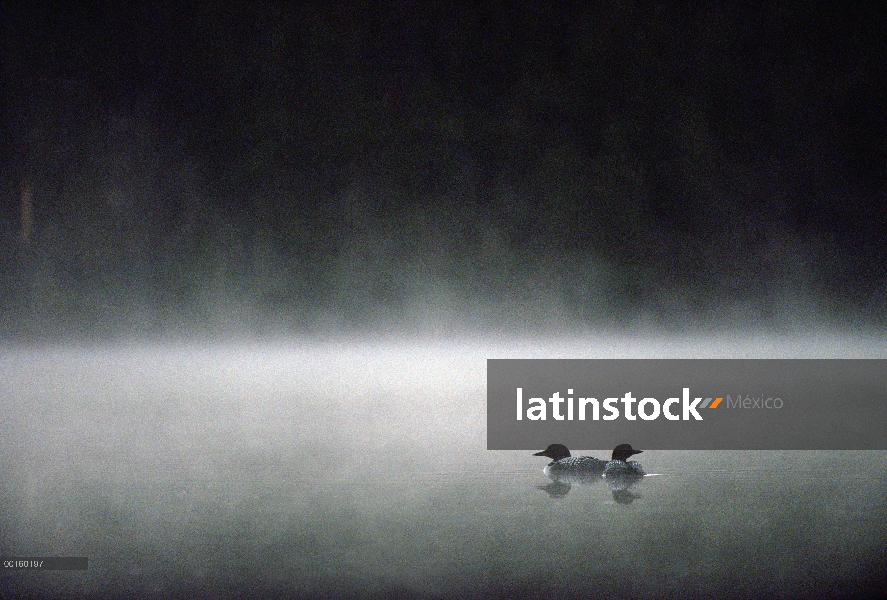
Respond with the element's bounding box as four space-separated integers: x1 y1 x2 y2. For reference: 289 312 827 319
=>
2 333 885 598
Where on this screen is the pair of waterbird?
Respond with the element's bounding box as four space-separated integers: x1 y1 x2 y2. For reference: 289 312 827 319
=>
533 443 645 478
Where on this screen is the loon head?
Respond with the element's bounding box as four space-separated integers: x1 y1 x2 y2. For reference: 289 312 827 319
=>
611 444 643 462
533 443 571 462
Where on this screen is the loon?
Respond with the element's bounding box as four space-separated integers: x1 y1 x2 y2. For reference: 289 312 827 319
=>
533 444 607 475
603 443 645 478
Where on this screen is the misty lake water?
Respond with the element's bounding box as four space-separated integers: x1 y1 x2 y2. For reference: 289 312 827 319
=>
2 333 886 599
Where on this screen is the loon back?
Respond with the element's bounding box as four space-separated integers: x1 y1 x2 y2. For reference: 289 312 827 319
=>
546 455 607 474
603 459 646 478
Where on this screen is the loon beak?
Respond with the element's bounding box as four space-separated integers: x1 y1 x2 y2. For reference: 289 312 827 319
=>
633 450 644 456
532 450 547 456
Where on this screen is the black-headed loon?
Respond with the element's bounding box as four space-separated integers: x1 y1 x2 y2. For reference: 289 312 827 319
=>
533 444 607 475
533 443 646 478
603 443 645 478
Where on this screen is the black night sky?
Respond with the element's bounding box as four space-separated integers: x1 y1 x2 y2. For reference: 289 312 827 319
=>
2 2 885 339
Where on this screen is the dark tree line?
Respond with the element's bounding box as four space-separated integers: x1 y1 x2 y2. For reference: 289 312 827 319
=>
1 2 884 338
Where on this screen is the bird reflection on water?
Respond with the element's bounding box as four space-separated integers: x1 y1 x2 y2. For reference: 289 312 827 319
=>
533 443 647 503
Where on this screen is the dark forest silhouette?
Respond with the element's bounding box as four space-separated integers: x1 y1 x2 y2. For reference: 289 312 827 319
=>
1 3 884 338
